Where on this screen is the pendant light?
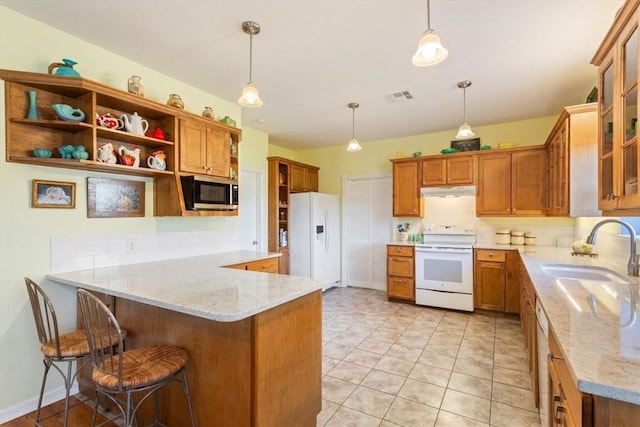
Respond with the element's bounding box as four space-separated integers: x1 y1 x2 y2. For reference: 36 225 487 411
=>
455 80 475 140
412 0 448 67
238 21 263 108
346 103 362 152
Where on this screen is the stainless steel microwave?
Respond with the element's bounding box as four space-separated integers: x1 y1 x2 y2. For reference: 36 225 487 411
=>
180 176 238 210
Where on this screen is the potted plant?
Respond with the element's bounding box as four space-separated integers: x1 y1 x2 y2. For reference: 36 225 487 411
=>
397 223 410 241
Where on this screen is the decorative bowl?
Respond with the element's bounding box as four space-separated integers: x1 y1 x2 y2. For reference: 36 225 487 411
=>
33 148 52 158
441 148 457 154
480 145 492 150
412 151 422 157
52 104 86 122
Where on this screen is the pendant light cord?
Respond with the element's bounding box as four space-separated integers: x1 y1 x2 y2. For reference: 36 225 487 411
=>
248 33 253 83
352 107 356 139
427 0 431 30
463 87 467 122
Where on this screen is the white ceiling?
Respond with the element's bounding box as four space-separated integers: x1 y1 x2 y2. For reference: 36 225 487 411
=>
1 0 623 150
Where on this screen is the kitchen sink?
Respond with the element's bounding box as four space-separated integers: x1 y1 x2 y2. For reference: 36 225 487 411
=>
539 263 633 284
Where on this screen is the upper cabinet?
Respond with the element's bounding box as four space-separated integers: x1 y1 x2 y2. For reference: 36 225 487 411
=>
421 154 475 187
391 159 423 217
477 148 546 216
592 0 640 215
545 103 601 217
290 163 319 192
179 118 233 179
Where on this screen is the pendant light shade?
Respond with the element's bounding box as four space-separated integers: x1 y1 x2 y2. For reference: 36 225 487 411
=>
455 80 475 140
412 0 448 67
238 21 263 108
347 103 362 152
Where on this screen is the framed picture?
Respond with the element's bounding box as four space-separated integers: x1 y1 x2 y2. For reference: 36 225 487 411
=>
32 180 76 208
87 177 145 218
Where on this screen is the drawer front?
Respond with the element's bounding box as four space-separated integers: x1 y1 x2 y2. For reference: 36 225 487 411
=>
475 249 506 262
387 245 413 257
388 256 414 277
245 258 279 273
387 277 415 300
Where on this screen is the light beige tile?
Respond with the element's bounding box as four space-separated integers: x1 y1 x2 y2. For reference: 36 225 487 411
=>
424 342 460 357
343 386 395 418
492 381 538 412
494 352 528 372
322 355 341 374
453 358 493 380
384 396 439 427
357 338 393 354
440 389 491 424
490 401 541 427
361 369 406 395
435 410 490 427
460 336 495 352
322 375 357 404
347 324 375 338
447 372 492 399
324 406 382 427
409 363 451 387
323 341 355 359
493 366 533 390
343 348 383 368
418 349 456 370
317 399 340 426
395 334 430 349
369 329 401 343
328 360 372 384
457 345 494 365
374 355 415 376
332 332 367 348
398 377 445 408
379 421 402 427
385 344 422 363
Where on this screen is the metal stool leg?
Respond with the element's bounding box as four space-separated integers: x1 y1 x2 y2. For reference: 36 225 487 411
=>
35 359 52 426
181 369 196 427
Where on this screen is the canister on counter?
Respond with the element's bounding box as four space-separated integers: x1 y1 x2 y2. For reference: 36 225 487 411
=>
524 232 536 245
496 229 511 245
510 230 525 245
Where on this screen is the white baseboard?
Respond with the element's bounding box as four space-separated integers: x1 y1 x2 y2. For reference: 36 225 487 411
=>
0 383 79 424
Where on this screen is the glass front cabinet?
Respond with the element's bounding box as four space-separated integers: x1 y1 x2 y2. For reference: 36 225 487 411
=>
592 1 640 214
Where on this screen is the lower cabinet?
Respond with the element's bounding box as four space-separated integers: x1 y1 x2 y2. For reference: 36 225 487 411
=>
520 266 539 408
473 249 519 313
226 257 279 273
387 245 415 301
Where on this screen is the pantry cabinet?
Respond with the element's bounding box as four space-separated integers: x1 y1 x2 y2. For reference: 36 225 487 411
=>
592 0 640 214
476 148 546 216
545 103 600 217
179 118 233 179
386 245 415 301
391 159 424 217
420 154 475 186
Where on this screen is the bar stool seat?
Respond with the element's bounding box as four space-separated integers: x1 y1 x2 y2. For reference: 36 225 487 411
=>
40 329 90 358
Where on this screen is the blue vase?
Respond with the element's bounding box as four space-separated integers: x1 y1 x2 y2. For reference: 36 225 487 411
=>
27 90 38 120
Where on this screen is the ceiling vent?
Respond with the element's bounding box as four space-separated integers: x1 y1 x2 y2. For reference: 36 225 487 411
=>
388 91 414 103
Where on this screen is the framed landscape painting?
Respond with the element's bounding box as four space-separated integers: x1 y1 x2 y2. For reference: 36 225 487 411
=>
87 177 145 218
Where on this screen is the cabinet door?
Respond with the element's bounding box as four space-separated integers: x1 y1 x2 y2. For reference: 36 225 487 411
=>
206 127 231 178
387 277 415 300
447 156 475 184
421 158 447 186
505 252 520 314
180 120 208 174
477 153 511 215
474 260 506 311
393 161 422 217
290 164 305 192
547 120 569 215
305 168 319 192
511 149 546 215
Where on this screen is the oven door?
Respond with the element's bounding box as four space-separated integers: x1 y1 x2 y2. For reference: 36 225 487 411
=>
414 247 473 293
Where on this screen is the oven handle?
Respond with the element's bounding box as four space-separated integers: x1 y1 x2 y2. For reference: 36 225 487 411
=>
415 248 473 254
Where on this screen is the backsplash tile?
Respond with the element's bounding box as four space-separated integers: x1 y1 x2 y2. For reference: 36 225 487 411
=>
51 230 241 273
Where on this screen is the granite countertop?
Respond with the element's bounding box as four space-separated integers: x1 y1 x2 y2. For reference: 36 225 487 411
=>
46 250 326 323
518 246 640 405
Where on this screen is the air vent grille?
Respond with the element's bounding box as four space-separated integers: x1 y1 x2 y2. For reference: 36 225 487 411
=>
388 91 414 102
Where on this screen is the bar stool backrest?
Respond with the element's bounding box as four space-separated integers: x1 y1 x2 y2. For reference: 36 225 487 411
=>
25 278 63 360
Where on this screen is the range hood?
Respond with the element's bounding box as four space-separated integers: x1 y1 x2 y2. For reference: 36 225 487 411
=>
420 185 476 198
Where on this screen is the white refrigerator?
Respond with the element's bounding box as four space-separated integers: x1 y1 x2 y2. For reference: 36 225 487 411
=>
289 192 341 291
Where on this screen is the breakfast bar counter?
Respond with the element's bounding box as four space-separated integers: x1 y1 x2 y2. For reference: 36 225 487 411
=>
46 250 326 426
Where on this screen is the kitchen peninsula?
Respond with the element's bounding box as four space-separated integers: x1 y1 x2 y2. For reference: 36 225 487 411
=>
46 251 324 426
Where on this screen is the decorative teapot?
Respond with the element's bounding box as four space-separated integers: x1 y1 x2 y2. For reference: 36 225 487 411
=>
97 142 117 164
118 145 140 167
147 149 167 171
120 112 149 135
96 113 124 129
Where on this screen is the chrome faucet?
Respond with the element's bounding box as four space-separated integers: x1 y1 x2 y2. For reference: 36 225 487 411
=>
586 219 639 276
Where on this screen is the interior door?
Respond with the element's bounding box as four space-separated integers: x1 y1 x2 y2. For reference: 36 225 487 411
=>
342 174 392 290
239 168 265 251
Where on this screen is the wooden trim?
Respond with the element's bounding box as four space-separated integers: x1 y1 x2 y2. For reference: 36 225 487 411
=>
591 0 640 65
266 156 319 171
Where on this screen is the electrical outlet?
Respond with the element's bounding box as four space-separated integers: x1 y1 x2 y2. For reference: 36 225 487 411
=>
126 240 137 254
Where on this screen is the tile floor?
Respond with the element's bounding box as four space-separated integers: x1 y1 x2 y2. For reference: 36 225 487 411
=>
318 287 541 427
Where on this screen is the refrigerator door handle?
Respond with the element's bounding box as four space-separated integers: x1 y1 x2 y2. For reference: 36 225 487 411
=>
324 208 329 252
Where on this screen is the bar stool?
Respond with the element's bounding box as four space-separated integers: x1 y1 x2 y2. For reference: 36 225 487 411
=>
77 289 195 427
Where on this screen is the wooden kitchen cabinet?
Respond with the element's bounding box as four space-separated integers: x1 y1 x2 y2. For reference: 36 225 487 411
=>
421 154 475 186
520 267 539 408
386 245 415 301
474 249 519 313
592 0 640 215
391 159 424 217
290 163 319 192
477 148 546 216
545 104 600 216
225 257 279 273
267 157 320 274
179 118 232 178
